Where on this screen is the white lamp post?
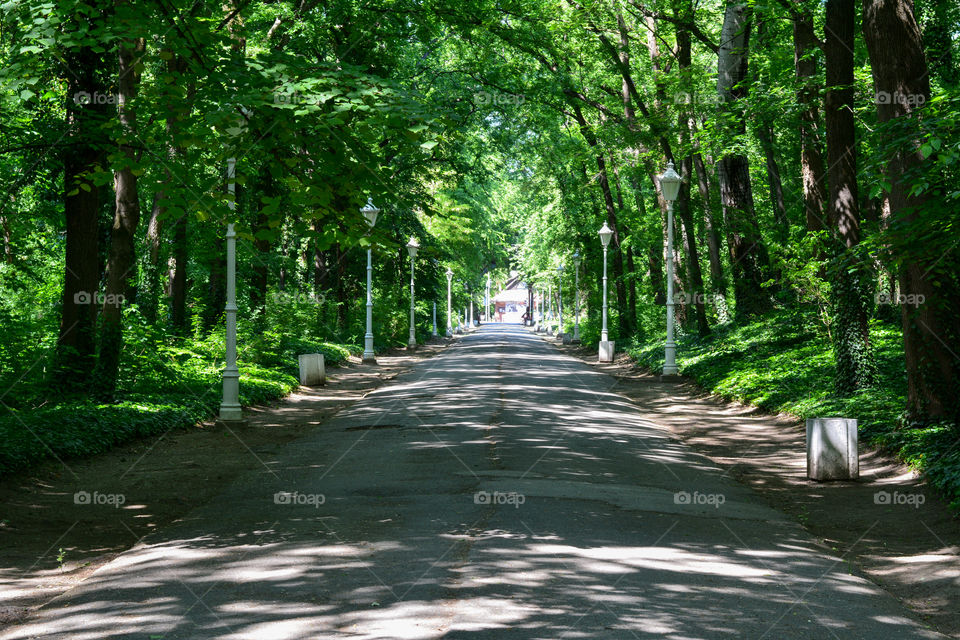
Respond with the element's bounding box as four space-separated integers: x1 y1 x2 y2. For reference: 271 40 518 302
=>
547 283 552 333
556 264 564 339
361 198 380 363
445 268 453 336
219 156 242 421
432 302 438 337
599 221 614 362
659 161 682 376
572 251 581 343
486 274 491 322
534 285 540 331
406 237 419 349
468 285 475 328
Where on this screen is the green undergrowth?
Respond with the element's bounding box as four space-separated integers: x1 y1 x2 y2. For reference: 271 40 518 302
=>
628 310 960 510
0 317 356 477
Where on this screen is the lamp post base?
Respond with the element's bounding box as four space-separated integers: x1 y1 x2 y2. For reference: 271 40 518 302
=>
362 353 377 364
407 340 417 350
218 405 243 422
599 341 615 362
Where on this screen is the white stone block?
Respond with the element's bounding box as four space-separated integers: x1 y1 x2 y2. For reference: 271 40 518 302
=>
807 418 858 480
599 341 615 362
298 353 325 386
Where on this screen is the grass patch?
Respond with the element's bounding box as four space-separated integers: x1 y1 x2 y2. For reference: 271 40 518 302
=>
0 321 352 477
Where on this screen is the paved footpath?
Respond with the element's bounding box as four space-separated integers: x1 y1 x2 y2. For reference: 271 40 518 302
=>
3 325 945 639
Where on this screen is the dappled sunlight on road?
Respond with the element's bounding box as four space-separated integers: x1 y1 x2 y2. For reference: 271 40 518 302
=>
1 325 944 639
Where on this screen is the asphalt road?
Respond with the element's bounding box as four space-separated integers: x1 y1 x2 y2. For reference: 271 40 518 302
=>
2 324 945 639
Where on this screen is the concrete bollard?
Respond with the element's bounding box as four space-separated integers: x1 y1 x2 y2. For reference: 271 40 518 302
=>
298 353 325 386
806 418 858 480
599 341 615 362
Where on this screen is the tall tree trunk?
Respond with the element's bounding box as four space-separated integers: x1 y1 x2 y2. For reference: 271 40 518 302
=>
793 10 828 232
156 51 191 331
675 25 710 336
143 194 163 323
94 36 145 398
205 233 226 330
826 0 875 394
717 0 772 319
572 104 628 336
55 37 110 386
0 215 12 264
171 214 188 332
609 152 636 334
692 150 725 293
757 122 789 240
863 0 959 422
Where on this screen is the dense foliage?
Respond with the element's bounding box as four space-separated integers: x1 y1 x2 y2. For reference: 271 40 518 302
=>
0 1 957 504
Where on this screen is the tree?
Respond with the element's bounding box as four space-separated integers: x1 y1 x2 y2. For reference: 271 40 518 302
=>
863 0 960 422
826 0 875 393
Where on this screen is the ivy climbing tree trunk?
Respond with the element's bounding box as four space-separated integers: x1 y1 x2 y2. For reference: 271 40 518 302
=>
826 0 875 394
863 0 959 422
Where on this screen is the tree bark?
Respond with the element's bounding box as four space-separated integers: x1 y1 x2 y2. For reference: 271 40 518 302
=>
716 0 772 319
863 0 958 422
675 23 710 336
826 0 875 394
0 215 12 264
144 194 164 324
55 34 110 386
171 213 188 332
757 122 789 240
792 9 828 232
692 150 725 294
94 35 145 398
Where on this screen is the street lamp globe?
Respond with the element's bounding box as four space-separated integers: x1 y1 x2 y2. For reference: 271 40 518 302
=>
361 198 379 228
659 161 682 202
598 222 614 248
573 251 581 269
406 237 419 258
